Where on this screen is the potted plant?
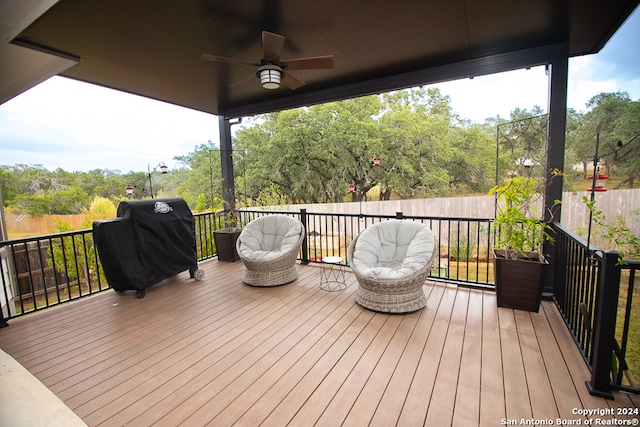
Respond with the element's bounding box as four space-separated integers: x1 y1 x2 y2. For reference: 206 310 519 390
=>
490 176 555 312
213 209 242 262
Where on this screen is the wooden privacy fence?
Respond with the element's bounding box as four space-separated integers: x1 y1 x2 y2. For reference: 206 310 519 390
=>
264 188 640 249
5 213 86 236
11 241 58 296
4 189 639 246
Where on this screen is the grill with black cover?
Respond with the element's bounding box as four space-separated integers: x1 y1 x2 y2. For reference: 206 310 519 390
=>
93 197 204 298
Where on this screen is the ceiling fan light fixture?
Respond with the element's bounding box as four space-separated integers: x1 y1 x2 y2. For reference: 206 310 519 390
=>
258 65 283 89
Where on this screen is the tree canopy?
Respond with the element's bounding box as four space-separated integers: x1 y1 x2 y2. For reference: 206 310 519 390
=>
232 88 496 205
570 92 640 187
1 88 637 215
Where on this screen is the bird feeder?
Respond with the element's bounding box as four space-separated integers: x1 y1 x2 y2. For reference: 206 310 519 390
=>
587 174 608 192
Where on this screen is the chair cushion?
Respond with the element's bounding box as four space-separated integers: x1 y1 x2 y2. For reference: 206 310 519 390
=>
351 220 435 280
237 215 303 262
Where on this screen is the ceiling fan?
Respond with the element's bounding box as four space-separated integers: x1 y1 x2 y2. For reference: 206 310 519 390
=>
201 31 334 90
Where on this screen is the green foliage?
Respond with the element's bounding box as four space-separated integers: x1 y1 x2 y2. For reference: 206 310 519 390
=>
12 187 90 215
83 196 116 218
449 234 476 261
581 196 640 261
570 92 639 188
490 176 555 258
232 87 497 205
256 184 288 206
495 109 549 188
77 196 117 230
379 89 454 198
47 196 115 286
173 142 222 209
0 165 152 214
1 90 636 215
234 97 387 204
194 194 207 212
48 220 92 284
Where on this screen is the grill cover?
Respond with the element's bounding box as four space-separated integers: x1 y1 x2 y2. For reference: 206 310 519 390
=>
94 197 198 292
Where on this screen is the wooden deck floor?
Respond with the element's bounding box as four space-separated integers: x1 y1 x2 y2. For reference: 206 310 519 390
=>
1 259 639 426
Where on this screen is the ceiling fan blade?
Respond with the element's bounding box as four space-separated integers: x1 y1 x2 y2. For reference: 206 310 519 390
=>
281 55 335 70
230 73 256 87
201 54 258 67
262 31 285 63
281 72 305 90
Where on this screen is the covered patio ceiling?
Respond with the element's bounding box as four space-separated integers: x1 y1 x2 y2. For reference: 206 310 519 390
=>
1 0 638 118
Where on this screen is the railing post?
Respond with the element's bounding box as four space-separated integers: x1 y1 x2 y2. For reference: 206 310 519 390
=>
300 209 310 264
0 245 8 327
551 223 566 308
542 229 557 295
586 250 621 399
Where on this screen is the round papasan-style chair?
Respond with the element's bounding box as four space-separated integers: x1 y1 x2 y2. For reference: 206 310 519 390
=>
347 220 436 313
236 215 305 287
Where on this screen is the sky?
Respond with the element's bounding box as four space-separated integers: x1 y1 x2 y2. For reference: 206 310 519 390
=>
0 7 638 174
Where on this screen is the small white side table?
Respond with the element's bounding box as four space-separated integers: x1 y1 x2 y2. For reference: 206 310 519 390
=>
320 256 347 291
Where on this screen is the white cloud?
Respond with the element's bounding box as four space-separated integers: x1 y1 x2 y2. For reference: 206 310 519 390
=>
567 55 640 113
435 67 549 122
1 5 637 172
0 77 219 172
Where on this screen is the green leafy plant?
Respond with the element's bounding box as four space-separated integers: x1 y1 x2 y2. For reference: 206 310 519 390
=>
210 194 242 231
449 235 475 261
489 176 556 260
582 196 640 263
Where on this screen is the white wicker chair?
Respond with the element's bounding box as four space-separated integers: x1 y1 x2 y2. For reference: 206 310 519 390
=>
347 220 436 313
236 215 305 286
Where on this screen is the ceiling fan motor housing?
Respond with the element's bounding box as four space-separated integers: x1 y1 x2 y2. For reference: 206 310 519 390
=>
257 64 283 89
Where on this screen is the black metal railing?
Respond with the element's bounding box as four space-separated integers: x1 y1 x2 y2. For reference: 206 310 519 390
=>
193 210 226 260
1 209 494 323
552 223 599 358
613 259 640 391
2 209 638 400
553 222 640 397
0 229 109 325
237 209 495 288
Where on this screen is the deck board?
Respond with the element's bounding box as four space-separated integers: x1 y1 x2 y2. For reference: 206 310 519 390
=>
397 282 455 426
0 258 637 426
369 284 443 426
344 312 421 427
529 302 584 420
424 287 468 426
452 288 483 427
515 309 558 420
499 307 533 421
480 291 506 425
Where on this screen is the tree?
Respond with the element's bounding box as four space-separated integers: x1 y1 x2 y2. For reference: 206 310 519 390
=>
319 96 384 202
233 88 501 204
447 125 495 193
379 88 454 198
11 186 90 215
494 107 549 195
82 196 117 220
49 196 116 289
574 92 640 187
2 89 636 216
173 141 223 209
235 96 386 204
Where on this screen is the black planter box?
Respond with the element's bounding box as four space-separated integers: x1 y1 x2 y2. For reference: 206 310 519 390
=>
214 229 241 262
493 250 548 312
